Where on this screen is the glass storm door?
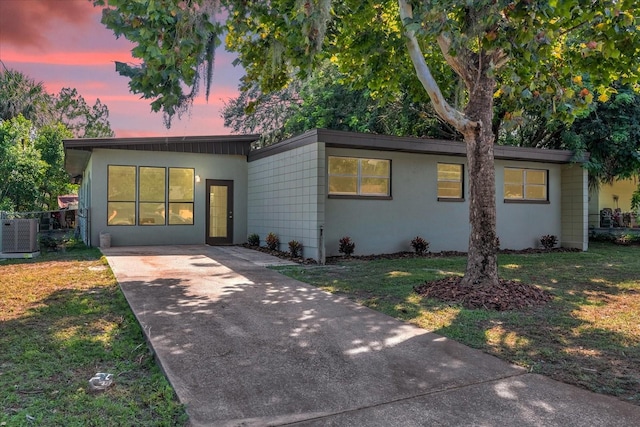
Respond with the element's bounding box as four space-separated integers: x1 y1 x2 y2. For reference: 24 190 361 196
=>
206 180 233 245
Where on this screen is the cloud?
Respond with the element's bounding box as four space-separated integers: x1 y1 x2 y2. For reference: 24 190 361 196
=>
0 0 98 49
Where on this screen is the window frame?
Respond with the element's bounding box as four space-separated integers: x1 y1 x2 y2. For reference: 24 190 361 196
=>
106 165 196 227
138 166 167 226
107 165 137 226
437 163 465 202
503 167 549 203
327 156 392 199
168 167 195 225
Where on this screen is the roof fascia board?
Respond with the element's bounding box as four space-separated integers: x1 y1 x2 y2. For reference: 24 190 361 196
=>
63 134 259 149
250 128 583 164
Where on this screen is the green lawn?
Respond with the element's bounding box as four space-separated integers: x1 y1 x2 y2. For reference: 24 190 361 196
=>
274 242 640 404
0 245 187 426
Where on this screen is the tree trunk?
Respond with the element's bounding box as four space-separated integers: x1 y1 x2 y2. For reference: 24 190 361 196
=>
460 74 499 288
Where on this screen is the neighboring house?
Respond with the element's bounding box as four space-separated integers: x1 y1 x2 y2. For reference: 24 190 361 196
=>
63 129 588 263
57 195 79 209
588 177 639 228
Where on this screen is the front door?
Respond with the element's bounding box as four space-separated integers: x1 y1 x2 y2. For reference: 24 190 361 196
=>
206 180 233 245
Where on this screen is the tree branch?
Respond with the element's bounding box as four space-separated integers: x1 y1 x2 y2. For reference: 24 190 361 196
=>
436 34 473 84
398 0 476 132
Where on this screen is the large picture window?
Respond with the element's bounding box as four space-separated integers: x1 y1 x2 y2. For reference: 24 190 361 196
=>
107 165 195 226
437 163 464 200
328 156 390 197
139 167 166 225
108 165 136 225
504 167 548 201
169 168 195 224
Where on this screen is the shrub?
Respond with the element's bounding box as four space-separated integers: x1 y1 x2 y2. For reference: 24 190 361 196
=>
540 234 558 249
338 236 355 256
410 236 429 255
265 232 279 251
590 232 616 242
247 233 260 246
39 233 59 251
616 234 640 245
288 240 302 257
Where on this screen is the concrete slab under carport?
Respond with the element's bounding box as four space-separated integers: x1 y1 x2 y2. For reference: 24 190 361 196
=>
102 245 640 426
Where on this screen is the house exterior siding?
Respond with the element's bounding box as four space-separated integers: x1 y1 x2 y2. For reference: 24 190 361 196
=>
84 148 248 247
65 129 588 261
323 148 566 256
495 159 562 250
588 178 638 228
247 142 326 261
561 165 589 250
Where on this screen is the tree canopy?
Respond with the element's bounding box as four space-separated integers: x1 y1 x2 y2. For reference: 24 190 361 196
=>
0 67 115 212
0 66 115 139
94 0 640 287
222 61 459 146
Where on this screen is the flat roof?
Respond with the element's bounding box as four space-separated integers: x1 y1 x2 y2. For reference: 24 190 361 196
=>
248 129 586 164
64 134 259 177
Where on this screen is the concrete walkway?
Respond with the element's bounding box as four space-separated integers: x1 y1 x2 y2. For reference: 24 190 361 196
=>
101 245 640 426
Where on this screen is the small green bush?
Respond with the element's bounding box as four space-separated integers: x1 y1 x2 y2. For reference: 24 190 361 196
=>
540 234 558 249
616 233 640 245
590 232 616 242
288 240 303 257
247 233 260 246
410 236 429 255
338 236 355 256
265 232 280 251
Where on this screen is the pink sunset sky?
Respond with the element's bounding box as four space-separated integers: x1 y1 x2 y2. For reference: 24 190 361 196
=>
0 0 241 137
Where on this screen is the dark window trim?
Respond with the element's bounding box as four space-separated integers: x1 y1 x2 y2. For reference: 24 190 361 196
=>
437 197 465 202
503 199 550 205
328 195 393 200
107 165 196 227
168 167 195 226
328 156 392 198
139 166 167 226
504 167 549 202
437 163 465 200
107 164 137 226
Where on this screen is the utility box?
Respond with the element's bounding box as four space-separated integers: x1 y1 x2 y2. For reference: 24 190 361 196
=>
2 219 39 253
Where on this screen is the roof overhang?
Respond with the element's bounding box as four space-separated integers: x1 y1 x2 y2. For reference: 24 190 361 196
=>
249 129 588 164
63 134 260 178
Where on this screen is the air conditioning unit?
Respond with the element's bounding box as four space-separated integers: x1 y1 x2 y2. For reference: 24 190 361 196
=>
2 219 39 253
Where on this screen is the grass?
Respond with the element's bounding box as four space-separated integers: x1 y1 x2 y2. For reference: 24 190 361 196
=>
274 242 640 404
0 244 187 426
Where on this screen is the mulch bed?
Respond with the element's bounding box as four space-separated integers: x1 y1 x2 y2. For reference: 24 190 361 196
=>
413 276 554 311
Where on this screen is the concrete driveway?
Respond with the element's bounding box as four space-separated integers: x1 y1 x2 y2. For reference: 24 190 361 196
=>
102 245 640 426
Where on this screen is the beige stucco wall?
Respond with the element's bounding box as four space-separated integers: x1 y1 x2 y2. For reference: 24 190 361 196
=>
86 148 248 247
247 143 326 261
588 178 638 227
323 148 567 256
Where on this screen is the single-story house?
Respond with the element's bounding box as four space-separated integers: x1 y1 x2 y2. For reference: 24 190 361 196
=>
588 177 639 228
63 129 589 263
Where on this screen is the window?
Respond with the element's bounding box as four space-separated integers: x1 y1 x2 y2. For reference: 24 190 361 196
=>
437 163 464 200
107 165 195 226
504 168 548 201
328 156 390 197
108 165 136 225
169 168 194 224
139 167 166 225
